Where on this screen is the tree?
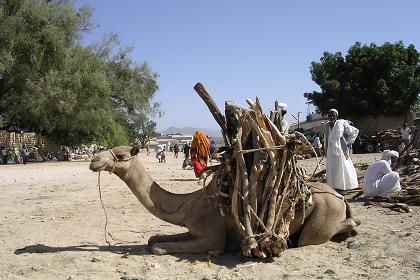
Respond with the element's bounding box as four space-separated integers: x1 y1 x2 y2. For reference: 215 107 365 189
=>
0 0 93 132
0 1 162 147
304 42 420 119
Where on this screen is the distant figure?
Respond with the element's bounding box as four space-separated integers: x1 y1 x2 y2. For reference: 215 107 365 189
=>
183 143 190 159
156 145 166 163
278 102 289 133
209 140 217 159
312 134 322 156
21 147 29 165
190 131 210 178
1 147 8 164
323 109 359 191
362 150 401 198
62 149 70 161
173 144 179 158
400 122 412 146
402 114 420 152
146 146 150 156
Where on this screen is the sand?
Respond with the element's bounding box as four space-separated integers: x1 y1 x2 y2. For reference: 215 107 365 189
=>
0 152 418 280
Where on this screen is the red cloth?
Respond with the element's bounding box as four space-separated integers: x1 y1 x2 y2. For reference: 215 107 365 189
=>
192 159 206 178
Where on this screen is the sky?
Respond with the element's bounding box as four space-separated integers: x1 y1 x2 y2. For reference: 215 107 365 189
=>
75 0 420 132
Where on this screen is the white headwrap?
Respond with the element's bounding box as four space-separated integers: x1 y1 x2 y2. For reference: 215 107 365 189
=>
381 150 399 161
278 103 287 112
329 109 338 116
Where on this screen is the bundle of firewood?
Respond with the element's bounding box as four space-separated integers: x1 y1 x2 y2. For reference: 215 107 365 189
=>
392 149 420 205
376 128 401 150
194 83 313 258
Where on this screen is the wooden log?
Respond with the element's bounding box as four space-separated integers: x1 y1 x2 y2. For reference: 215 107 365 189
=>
236 126 257 255
266 149 288 231
194 83 230 145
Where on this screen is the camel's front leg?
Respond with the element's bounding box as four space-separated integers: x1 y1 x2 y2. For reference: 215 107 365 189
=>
150 236 225 255
148 232 192 246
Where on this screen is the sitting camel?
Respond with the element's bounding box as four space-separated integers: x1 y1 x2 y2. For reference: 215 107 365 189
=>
90 145 360 255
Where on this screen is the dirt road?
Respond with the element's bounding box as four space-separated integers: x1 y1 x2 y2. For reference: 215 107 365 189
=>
0 152 418 279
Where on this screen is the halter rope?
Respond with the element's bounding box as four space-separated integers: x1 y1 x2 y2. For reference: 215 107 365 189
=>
97 149 138 248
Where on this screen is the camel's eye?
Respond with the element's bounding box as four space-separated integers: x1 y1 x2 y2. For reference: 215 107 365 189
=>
116 154 124 160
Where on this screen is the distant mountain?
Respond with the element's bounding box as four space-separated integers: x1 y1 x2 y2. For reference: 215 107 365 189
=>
161 127 222 138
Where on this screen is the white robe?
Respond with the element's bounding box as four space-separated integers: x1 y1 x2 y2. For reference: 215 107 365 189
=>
362 160 401 197
325 120 359 190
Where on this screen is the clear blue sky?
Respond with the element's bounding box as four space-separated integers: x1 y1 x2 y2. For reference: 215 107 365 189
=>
75 0 420 132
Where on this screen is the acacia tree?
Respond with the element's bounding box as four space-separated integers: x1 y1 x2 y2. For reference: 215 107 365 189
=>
304 42 420 119
0 0 161 146
0 0 92 131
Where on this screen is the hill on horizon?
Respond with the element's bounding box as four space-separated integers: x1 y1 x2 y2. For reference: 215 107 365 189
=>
161 126 222 138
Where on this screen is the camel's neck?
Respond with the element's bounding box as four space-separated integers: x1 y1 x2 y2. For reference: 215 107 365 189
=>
117 157 196 226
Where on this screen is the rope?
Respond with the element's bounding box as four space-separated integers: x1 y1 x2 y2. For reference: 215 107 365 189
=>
97 171 112 248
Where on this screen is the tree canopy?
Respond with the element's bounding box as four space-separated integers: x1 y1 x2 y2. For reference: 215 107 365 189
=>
0 0 160 146
304 42 420 119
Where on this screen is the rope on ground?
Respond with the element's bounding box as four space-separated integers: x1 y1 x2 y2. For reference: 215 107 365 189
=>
97 171 113 248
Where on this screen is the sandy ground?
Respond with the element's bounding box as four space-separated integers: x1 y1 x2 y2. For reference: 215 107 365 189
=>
0 152 419 280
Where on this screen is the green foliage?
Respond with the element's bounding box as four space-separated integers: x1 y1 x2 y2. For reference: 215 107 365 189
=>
304 42 420 119
0 0 161 146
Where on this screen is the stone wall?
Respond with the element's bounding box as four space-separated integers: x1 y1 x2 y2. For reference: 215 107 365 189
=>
353 115 406 136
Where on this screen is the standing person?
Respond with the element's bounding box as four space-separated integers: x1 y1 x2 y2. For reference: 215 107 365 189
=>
1 147 8 164
323 109 359 191
21 146 29 165
278 102 289 133
400 122 412 146
402 113 420 152
362 150 400 198
173 144 179 158
312 133 322 156
190 131 210 178
183 142 190 159
209 140 217 159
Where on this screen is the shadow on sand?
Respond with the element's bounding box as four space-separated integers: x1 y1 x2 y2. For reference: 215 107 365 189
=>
14 243 269 268
169 178 198 182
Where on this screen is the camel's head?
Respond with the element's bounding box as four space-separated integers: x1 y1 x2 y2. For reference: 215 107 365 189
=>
89 145 140 175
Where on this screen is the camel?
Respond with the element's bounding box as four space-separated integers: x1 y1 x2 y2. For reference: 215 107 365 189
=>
89 145 361 255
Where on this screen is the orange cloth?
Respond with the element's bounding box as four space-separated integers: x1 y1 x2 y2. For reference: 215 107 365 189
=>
190 131 210 177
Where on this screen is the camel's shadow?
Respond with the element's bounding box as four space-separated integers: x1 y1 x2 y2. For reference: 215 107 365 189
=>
15 243 149 256
14 243 271 268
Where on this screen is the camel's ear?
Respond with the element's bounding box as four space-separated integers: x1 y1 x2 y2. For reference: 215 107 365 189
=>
130 145 140 156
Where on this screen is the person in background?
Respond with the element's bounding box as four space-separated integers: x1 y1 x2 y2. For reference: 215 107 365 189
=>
190 131 210 179
323 109 359 191
362 150 400 198
400 122 412 146
278 102 289 133
312 133 322 156
173 143 179 158
21 146 29 165
402 113 420 152
183 142 190 159
1 147 8 164
209 140 217 160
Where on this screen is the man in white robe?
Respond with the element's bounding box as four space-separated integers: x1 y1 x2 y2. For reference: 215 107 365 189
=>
323 109 359 191
362 150 401 198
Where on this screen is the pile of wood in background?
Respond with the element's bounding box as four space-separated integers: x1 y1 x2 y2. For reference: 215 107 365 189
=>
375 128 401 150
391 149 420 205
194 83 314 258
